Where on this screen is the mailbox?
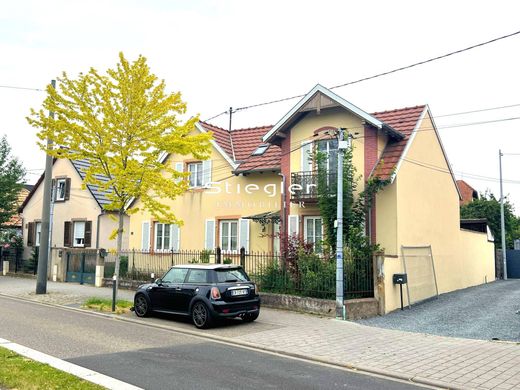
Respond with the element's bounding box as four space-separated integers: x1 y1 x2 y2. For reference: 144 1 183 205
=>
393 273 407 284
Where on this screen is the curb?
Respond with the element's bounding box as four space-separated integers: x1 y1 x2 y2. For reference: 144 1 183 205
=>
0 293 454 389
0 337 142 390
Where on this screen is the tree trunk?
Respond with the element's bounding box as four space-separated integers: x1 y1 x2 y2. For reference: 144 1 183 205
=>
113 209 125 301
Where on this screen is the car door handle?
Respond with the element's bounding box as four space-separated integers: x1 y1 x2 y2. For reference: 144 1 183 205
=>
175 287 181 291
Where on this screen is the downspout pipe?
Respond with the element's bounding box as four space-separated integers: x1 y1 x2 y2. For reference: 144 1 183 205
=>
96 210 105 248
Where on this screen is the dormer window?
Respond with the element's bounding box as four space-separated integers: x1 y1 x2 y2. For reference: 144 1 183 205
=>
252 144 269 156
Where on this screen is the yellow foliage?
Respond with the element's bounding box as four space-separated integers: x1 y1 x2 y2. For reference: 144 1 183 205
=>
27 52 211 253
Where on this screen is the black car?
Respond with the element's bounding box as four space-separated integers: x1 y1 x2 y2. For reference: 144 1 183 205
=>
132 264 260 329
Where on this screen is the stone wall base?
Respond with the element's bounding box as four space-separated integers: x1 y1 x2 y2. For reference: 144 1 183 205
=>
260 292 379 320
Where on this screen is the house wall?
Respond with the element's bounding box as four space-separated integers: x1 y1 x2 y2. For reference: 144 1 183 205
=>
383 111 495 312
98 213 130 250
21 159 128 259
287 108 367 230
128 143 280 251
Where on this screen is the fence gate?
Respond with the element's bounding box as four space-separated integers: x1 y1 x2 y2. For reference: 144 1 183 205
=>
506 250 520 279
66 252 96 284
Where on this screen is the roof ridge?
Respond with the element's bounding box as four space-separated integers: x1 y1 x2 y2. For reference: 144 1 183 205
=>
371 105 426 115
230 125 273 132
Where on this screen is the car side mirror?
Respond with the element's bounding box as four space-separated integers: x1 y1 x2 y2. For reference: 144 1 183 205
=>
155 278 163 285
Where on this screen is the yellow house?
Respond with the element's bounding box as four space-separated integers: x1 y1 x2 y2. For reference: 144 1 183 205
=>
20 158 130 280
129 84 494 313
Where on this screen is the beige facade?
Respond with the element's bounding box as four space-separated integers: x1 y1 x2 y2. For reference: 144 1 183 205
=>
377 111 494 312
21 158 129 262
129 84 495 314
129 145 280 252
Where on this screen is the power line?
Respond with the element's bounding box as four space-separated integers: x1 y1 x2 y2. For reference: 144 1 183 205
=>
0 85 44 92
204 29 520 120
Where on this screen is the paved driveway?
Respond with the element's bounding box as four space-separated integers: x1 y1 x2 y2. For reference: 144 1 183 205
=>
358 279 520 342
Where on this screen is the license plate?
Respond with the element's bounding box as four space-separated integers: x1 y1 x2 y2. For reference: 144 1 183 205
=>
230 289 248 296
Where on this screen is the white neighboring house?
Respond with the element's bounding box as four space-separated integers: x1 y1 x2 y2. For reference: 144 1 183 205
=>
20 158 130 260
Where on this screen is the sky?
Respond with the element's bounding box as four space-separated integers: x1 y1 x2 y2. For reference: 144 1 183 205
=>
1 0 520 214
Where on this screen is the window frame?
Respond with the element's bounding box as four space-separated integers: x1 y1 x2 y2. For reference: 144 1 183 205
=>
219 219 238 252
35 222 42 247
303 216 323 252
55 178 67 201
154 222 171 251
73 221 86 247
187 161 203 188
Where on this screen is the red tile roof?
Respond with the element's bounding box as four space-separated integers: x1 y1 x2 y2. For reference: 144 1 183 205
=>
370 105 426 180
200 105 426 176
457 180 478 205
199 122 279 173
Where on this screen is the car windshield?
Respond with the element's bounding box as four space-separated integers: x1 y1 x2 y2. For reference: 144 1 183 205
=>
215 268 249 283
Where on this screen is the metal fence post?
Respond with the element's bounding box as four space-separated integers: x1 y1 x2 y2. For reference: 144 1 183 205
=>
216 247 221 264
240 247 246 270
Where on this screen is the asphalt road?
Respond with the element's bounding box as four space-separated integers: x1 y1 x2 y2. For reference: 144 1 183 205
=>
0 295 426 390
358 279 520 341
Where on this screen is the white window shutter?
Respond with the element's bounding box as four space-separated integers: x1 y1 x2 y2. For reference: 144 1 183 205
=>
141 221 150 250
301 142 312 172
175 162 183 183
239 218 250 252
171 224 180 251
288 215 299 236
205 219 215 250
202 159 212 186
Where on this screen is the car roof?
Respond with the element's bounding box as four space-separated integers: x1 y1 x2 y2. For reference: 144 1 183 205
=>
171 264 243 270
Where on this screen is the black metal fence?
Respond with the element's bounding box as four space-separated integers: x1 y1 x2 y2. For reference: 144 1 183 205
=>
105 248 374 300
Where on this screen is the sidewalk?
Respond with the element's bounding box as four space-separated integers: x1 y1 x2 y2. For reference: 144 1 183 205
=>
1 276 519 390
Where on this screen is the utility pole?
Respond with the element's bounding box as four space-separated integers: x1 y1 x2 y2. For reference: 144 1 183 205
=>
499 149 508 280
36 79 55 294
336 127 350 320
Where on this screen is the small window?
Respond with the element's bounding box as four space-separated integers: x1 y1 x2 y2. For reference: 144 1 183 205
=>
251 144 269 156
154 223 179 251
188 162 203 187
186 269 209 284
73 221 86 247
56 178 67 201
35 222 42 247
162 268 188 284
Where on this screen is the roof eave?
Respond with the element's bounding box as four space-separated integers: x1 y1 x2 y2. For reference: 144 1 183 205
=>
262 84 385 144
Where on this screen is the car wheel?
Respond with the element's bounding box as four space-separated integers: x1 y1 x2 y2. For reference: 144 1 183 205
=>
134 294 150 317
192 301 213 329
243 312 259 323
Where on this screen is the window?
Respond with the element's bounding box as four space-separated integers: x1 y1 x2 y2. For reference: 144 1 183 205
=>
64 221 91 248
304 216 323 252
215 268 249 283
186 269 209 284
188 162 203 187
252 144 269 156
162 268 188 284
317 139 338 172
154 223 180 251
73 221 86 247
55 178 67 201
35 222 42 247
220 220 238 252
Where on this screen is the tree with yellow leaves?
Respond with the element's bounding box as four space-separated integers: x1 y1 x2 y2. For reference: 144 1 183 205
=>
28 53 211 297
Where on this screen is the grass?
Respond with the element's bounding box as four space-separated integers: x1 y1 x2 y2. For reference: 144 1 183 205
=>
0 346 104 390
82 297 133 314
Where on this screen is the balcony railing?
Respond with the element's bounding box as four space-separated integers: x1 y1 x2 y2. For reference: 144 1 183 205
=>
290 171 337 203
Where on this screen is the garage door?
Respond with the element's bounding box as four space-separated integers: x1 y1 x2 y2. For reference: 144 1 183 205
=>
506 250 520 279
